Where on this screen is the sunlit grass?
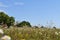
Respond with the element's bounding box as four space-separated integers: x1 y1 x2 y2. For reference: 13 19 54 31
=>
1 27 60 40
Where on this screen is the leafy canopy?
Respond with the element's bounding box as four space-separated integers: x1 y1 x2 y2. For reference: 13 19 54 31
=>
16 21 31 27
0 12 15 28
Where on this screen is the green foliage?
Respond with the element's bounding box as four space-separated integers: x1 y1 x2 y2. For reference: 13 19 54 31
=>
41 26 44 28
0 12 15 28
16 21 31 27
53 26 56 29
7 16 15 28
0 12 9 24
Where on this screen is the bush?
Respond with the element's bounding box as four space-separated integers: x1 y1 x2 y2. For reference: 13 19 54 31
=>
16 21 31 27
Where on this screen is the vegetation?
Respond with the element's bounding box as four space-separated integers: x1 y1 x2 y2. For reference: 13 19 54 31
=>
16 21 31 27
0 27 60 40
0 11 59 40
0 12 15 28
0 12 32 28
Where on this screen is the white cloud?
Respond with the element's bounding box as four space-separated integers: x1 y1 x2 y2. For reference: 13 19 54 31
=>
0 2 8 7
14 2 24 6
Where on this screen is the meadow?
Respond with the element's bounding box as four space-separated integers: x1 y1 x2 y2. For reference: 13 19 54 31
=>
1 27 60 40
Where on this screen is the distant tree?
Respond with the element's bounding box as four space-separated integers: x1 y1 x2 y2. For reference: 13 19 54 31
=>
0 12 9 24
41 26 44 28
53 26 56 29
16 21 31 27
7 16 15 28
34 26 38 28
0 12 15 28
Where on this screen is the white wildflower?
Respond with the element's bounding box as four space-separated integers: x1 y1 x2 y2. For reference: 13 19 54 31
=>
0 29 4 34
59 32 60 33
1 35 11 40
55 32 58 35
39 32 42 35
42 29 44 31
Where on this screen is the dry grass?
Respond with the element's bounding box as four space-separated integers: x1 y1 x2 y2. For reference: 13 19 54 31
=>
1 27 60 40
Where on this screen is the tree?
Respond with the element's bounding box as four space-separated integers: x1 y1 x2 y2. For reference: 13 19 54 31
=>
16 21 31 27
0 12 15 28
53 26 56 29
41 26 44 28
34 26 38 28
7 16 15 28
0 12 9 24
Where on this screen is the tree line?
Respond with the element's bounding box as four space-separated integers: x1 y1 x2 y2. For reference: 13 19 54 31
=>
0 12 56 29
0 12 31 28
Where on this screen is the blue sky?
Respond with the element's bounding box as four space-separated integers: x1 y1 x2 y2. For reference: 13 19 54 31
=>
0 0 60 28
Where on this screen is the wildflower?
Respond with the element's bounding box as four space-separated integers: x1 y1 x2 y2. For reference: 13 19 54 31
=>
55 32 58 35
0 29 4 34
59 32 60 33
41 29 44 31
1 35 11 40
39 32 42 35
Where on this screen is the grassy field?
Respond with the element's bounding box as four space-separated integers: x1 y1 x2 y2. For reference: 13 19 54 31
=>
1 27 60 40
